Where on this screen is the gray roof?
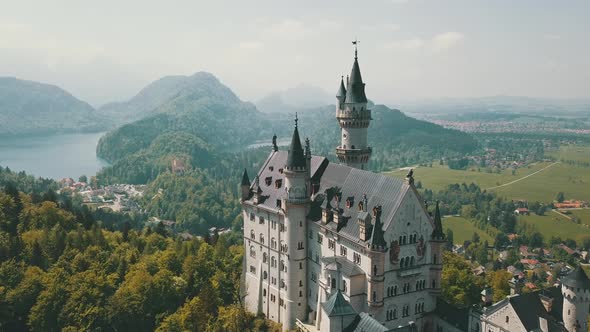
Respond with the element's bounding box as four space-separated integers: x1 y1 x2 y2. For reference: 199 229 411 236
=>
323 290 357 317
345 56 367 104
431 200 444 239
563 266 590 289
344 312 391 332
336 76 347 98
247 151 414 246
241 168 250 186
286 124 306 169
321 256 365 277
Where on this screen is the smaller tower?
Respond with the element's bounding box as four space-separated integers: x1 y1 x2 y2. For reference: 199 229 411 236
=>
429 201 445 294
561 266 590 332
241 168 251 201
335 41 372 170
367 206 386 308
281 114 310 330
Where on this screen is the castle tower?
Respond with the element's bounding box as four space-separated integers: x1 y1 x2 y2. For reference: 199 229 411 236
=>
281 115 310 330
561 266 590 332
429 201 445 295
335 42 372 170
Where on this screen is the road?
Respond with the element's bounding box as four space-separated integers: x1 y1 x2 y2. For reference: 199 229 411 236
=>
485 161 560 190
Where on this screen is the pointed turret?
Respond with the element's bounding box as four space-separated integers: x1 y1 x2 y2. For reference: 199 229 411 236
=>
345 55 367 104
563 266 590 289
286 115 306 170
369 206 386 251
240 168 251 201
431 201 445 240
336 76 346 105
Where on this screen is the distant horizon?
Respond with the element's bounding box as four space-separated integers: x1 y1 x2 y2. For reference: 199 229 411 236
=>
1 0 589 106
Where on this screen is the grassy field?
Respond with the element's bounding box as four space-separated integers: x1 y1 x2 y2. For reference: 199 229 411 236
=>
518 212 590 245
546 144 590 163
569 209 590 226
442 216 495 245
387 146 590 203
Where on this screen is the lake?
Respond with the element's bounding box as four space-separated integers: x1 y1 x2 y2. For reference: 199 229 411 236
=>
0 132 110 180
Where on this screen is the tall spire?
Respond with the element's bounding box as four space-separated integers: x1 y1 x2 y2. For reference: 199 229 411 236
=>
370 206 386 250
345 40 367 104
431 201 445 240
241 168 250 186
336 76 346 101
286 114 306 169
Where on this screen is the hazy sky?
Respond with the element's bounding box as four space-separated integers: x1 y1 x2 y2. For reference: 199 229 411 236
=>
1 0 588 106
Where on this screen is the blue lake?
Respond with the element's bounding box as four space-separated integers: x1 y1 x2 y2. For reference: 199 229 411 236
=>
0 132 110 180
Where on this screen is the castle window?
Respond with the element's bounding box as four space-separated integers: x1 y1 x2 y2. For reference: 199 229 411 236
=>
297 241 304 250
269 166 274 171
358 201 364 211
393 309 397 319
373 265 377 275
259 216 265 224
250 265 256 274
263 252 267 263
271 238 277 249
433 254 438 264
343 280 347 292
299 290 303 297
263 289 266 296
331 278 336 289
328 239 335 250
271 256 276 268
505 316 509 323
340 245 347 257
299 280 303 287
346 197 354 208
265 177 272 186
276 199 281 208
275 179 282 189
372 291 376 302
353 252 361 265
249 246 256 258
317 234 323 244
260 233 264 244
299 262 303 269
263 271 267 279
250 230 255 240
249 213 255 221
394 285 398 296
278 168 283 173
311 272 317 282
271 220 277 230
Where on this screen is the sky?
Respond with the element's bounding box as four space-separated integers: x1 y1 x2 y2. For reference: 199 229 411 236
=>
0 0 588 107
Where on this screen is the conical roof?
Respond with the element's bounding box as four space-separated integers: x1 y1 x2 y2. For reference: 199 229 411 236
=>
323 290 357 317
241 168 250 186
563 266 590 289
370 206 386 250
345 56 367 104
336 76 346 98
286 120 306 169
431 201 445 240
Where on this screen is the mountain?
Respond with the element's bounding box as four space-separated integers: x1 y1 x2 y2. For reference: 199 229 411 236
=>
0 77 109 136
255 84 333 113
98 72 241 123
96 73 477 184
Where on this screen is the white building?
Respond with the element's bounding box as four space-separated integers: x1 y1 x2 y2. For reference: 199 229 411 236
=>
241 47 445 331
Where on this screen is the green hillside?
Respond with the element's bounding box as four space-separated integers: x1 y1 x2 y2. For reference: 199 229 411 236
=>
0 77 109 136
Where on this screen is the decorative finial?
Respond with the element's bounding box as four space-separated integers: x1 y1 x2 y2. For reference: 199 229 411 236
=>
352 38 360 59
295 112 298 128
272 133 278 152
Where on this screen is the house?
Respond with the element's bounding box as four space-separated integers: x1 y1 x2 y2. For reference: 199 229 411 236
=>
514 207 530 215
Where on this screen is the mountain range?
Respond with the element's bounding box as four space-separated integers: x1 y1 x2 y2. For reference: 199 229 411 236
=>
0 77 110 136
255 84 333 113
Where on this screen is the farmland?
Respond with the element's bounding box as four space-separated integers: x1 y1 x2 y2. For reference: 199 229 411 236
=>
517 211 590 245
442 216 495 245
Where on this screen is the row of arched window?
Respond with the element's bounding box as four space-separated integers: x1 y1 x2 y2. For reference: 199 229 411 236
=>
400 256 415 269
398 233 419 245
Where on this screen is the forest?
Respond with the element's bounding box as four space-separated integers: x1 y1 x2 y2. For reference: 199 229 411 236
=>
0 169 280 332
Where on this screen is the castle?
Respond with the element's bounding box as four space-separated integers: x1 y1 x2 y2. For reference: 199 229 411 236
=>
241 46 589 332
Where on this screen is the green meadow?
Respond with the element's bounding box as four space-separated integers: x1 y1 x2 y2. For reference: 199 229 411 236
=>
518 212 590 245
442 216 495 245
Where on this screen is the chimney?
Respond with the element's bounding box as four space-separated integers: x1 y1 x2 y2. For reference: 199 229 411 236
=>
481 286 493 306
508 275 522 296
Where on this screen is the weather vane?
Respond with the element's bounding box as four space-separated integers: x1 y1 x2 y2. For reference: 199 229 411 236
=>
352 38 360 58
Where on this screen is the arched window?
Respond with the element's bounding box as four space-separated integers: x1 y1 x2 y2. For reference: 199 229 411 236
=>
263 271 267 279
271 256 276 267
263 252 267 263
410 256 415 266
250 230 255 240
373 265 377 275
505 316 509 323
260 233 264 244
372 291 376 302
394 285 398 295
271 237 277 249
331 278 336 289
249 246 256 258
263 289 266 296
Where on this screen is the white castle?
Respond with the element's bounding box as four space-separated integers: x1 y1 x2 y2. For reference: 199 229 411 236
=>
240 47 589 332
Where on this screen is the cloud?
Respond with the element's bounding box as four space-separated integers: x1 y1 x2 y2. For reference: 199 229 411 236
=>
237 41 263 51
431 31 465 52
381 38 425 51
360 22 400 32
544 34 562 40
265 18 310 40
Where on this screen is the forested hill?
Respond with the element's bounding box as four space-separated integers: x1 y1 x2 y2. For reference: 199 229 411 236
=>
95 72 477 184
98 72 242 123
0 77 110 136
